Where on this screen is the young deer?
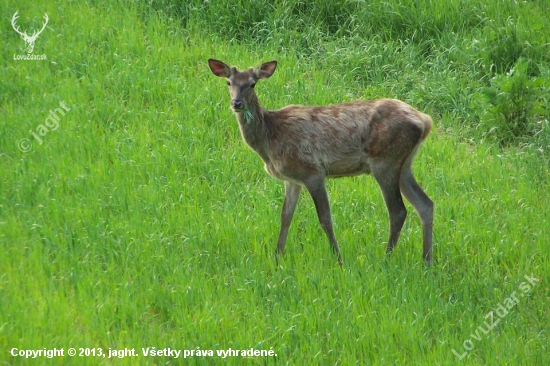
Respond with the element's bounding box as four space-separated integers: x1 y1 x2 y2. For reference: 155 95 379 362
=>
208 58 434 265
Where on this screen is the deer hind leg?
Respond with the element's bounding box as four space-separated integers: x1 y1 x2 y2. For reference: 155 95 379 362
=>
399 163 434 265
304 176 343 265
372 162 408 256
276 181 302 257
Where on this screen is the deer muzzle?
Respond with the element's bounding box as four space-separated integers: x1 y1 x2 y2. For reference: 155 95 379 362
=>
231 99 245 111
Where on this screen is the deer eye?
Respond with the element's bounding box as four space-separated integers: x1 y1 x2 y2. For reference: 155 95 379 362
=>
226 80 231 86
250 82 256 88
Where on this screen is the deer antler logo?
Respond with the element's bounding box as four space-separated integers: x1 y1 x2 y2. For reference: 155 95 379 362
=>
11 11 49 54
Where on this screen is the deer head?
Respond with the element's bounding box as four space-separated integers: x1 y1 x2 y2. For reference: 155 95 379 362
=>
208 59 277 113
12 11 49 54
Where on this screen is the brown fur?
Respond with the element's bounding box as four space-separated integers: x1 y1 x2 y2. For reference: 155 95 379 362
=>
208 59 434 265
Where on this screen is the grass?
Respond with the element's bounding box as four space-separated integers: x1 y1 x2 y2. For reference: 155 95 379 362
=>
1 0 549 365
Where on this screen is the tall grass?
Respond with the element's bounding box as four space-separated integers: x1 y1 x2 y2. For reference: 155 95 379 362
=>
1 0 549 365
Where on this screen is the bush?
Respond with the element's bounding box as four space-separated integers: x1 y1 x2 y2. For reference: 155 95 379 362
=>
474 58 549 146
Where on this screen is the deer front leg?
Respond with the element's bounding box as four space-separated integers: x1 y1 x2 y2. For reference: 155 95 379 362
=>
304 177 343 265
275 181 302 257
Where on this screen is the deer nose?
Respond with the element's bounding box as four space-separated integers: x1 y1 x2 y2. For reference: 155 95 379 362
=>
231 99 245 110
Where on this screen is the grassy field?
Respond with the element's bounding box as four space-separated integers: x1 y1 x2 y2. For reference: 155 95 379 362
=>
1 0 549 365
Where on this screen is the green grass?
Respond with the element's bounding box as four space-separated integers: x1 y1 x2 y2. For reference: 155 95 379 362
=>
1 0 549 365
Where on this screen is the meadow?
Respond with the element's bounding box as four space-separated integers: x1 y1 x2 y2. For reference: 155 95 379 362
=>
1 0 549 364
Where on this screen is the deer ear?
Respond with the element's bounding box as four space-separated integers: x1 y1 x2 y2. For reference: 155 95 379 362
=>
255 61 277 79
208 59 230 78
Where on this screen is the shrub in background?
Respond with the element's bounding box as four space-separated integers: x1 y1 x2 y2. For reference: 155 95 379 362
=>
474 58 549 148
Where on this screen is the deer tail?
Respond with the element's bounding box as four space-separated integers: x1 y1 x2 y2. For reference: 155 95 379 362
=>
420 113 433 142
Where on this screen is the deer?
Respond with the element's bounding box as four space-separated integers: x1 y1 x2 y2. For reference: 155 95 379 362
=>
208 58 434 266
11 11 49 54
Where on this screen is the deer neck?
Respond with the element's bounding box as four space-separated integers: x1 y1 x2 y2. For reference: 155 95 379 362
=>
234 94 270 160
